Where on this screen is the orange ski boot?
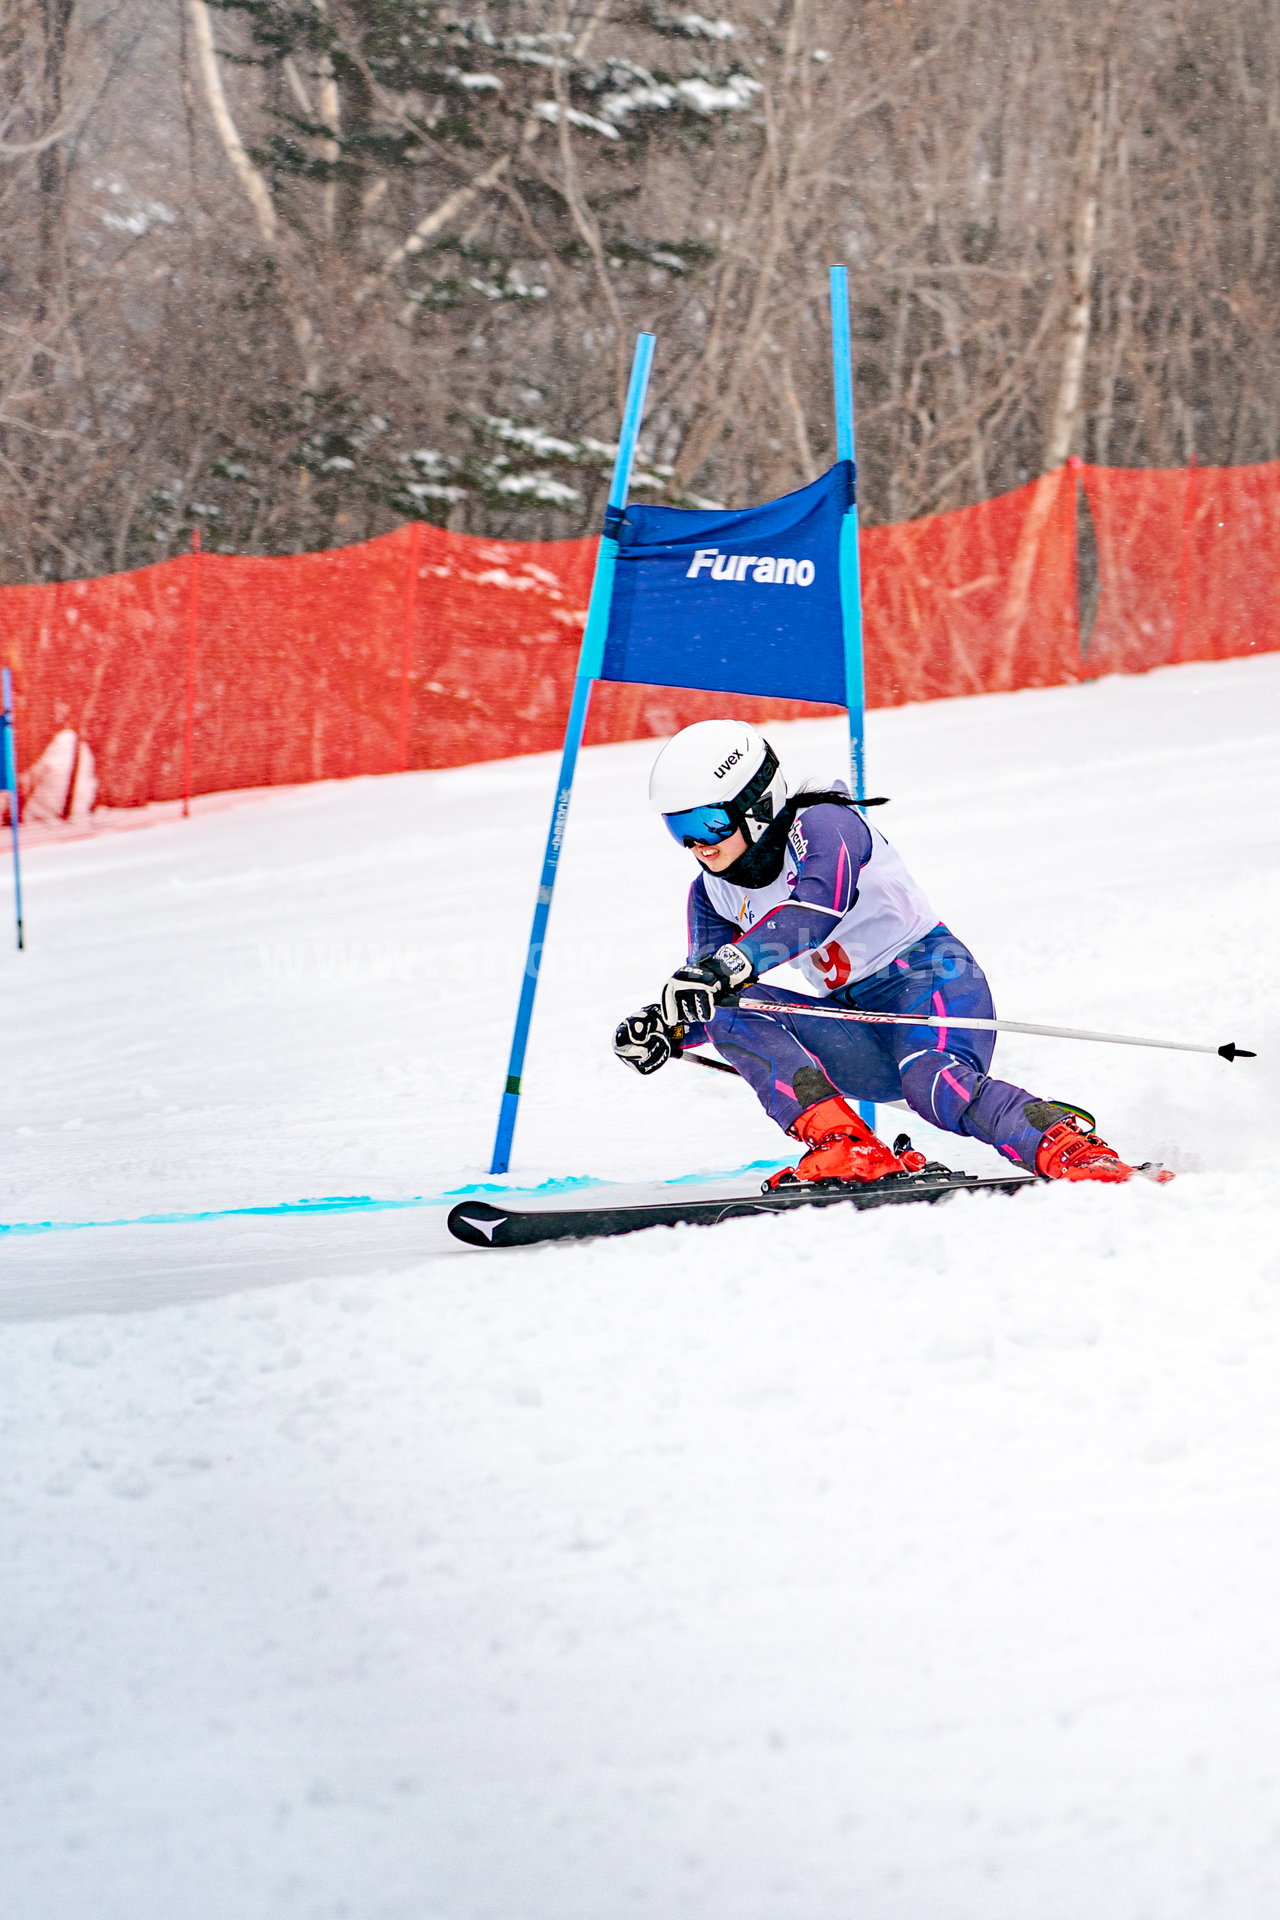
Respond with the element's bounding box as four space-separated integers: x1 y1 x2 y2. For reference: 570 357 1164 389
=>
766 1094 908 1189
1035 1109 1174 1184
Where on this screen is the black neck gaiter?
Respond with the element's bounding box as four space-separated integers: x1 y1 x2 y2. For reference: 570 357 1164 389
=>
713 790 861 891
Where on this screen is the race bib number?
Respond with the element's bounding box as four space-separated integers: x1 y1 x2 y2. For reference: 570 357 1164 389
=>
814 941 852 990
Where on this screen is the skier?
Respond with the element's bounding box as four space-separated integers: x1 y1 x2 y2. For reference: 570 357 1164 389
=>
613 718 1158 1186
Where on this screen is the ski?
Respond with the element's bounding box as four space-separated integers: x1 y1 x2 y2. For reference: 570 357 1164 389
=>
447 1164 1040 1249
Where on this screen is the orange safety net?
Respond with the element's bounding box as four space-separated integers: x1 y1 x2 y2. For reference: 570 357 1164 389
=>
1 459 1274 813
0 526 842 811
1078 459 1280 675
861 467 1080 705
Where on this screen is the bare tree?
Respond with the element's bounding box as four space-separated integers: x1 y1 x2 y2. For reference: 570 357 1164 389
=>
1 0 1279 581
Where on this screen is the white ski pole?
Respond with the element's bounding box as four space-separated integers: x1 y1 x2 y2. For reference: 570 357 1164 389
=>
733 997 1256 1063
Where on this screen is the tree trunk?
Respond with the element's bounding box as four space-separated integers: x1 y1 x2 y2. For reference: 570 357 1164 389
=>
1002 63 1107 649
35 0 74 322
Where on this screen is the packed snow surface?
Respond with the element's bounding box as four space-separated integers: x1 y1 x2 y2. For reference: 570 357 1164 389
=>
4 655 1279 1919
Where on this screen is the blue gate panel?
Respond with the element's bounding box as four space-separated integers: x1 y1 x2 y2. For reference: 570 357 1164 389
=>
601 462 853 704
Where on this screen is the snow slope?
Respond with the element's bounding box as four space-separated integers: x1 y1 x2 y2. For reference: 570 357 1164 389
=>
3 655 1279 1918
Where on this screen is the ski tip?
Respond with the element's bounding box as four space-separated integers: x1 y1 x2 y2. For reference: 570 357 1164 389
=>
447 1200 510 1247
1218 1042 1257 1062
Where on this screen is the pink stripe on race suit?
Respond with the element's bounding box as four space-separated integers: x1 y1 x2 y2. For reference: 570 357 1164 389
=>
999 1143 1023 1163
940 1067 969 1102
932 991 949 1051
775 1080 795 1101
834 842 849 915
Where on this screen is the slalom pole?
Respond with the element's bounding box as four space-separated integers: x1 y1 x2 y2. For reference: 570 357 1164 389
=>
829 264 866 806
829 264 875 1129
1 666 23 950
683 1050 739 1077
733 995 1255 1062
489 331 656 1175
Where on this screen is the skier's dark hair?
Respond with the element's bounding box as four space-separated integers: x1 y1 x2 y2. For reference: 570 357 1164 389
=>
790 786 889 813
717 788 888 889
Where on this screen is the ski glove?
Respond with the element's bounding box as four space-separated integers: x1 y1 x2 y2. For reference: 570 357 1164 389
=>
659 944 754 1029
614 1004 681 1076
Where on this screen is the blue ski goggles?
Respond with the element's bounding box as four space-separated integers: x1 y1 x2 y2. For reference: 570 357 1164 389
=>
662 802 737 849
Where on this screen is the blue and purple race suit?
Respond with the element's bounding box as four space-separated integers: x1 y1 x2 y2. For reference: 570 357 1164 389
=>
684 801 1052 1170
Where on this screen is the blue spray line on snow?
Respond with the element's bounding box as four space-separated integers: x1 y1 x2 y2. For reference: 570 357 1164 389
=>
0 1159 790 1237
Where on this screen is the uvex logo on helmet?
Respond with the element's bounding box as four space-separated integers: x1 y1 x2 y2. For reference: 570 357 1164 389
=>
685 548 816 587
713 748 744 779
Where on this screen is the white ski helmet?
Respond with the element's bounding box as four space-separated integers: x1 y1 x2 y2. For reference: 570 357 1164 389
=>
649 718 787 848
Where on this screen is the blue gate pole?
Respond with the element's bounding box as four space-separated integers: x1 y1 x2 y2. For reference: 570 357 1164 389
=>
829 266 874 1126
1 667 24 950
829 265 867 803
489 332 656 1175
